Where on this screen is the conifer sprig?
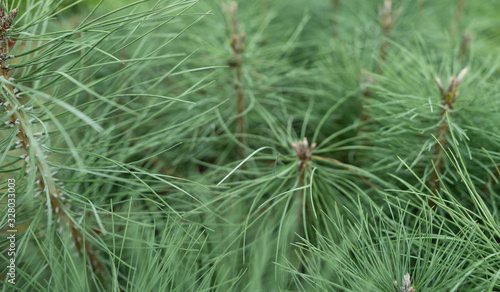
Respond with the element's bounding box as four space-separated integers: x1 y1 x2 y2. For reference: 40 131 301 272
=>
0 5 105 275
429 67 467 207
378 0 400 68
225 2 246 158
1 0 499 290
330 0 340 36
459 32 472 60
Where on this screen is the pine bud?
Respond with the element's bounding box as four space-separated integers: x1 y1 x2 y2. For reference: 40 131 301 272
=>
10 8 18 20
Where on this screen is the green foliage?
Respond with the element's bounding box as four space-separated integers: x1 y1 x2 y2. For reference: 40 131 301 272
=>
1 0 500 291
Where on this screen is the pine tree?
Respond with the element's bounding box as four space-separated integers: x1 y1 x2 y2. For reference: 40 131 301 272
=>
1 0 500 291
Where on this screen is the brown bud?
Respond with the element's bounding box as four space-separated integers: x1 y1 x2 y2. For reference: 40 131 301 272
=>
303 137 309 149
454 67 468 87
231 34 238 46
434 77 444 96
10 8 18 20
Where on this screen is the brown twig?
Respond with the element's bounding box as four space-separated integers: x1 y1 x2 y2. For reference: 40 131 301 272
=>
378 0 400 72
451 0 466 35
359 1 400 133
225 2 246 159
459 31 472 60
359 68 376 127
429 67 468 208
1 7 105 275
289 138 316 269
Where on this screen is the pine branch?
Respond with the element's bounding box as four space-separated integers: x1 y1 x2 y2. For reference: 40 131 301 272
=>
378 0 400 71
0 6 105 275
289 138 316 272
358 1 400 136
225 2 246 159
429 67 468 208
451 0 467 34
459 32 472 60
